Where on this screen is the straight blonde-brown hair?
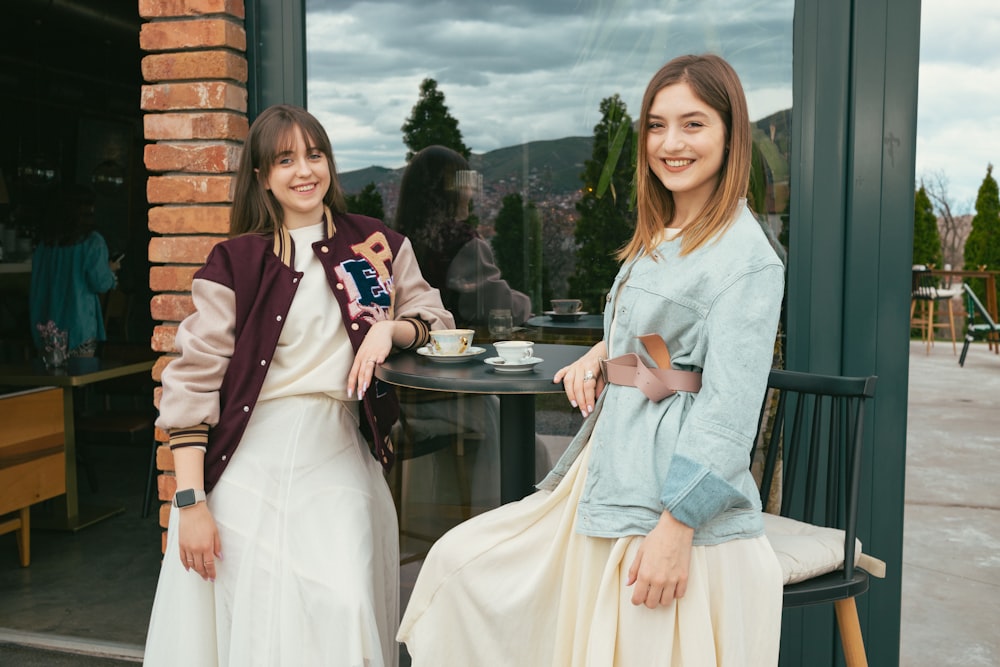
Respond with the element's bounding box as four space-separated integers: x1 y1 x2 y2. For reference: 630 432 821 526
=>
619 54 752 262
230 104 347 236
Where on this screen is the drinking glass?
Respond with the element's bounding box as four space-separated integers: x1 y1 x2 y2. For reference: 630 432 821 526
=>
488 309 513 339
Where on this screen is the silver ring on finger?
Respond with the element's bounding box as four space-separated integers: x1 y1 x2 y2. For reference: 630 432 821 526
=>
583 369 595 381
367 359 376 364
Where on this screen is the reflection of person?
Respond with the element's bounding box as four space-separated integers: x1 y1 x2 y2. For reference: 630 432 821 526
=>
29 184 119 357
399 55 785 665
143 105 453 667
393 146 540 510
394 145 532 327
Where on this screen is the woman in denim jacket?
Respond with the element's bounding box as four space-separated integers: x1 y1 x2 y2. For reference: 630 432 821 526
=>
399 55 785 666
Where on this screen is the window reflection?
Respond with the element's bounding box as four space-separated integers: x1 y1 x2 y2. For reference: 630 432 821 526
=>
306 0 792 290
306 0 793 561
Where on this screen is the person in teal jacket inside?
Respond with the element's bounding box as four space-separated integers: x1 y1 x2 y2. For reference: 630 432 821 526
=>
29 184 120 359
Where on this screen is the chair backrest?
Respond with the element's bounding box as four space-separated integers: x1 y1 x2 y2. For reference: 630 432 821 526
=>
911 269 941 299
754 369 878 577
962 283 998 330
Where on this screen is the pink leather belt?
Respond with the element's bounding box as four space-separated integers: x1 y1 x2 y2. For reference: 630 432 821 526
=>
602 334 702 402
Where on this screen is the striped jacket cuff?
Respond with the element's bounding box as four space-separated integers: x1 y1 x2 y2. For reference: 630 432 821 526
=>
168 424 210 449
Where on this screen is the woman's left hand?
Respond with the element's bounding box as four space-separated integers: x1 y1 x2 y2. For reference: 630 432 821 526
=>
553 341 608 417
626 510 695 608
348 320 397 398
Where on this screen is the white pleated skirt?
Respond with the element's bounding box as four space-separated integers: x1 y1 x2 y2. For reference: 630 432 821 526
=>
144 394 399 667
398 443 782 666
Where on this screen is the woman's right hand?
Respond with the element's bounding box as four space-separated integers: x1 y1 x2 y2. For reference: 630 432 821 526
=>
177 503 222 582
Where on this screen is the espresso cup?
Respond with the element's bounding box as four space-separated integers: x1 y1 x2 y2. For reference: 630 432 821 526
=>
551 299 582 315
494 340 534 363
429 329 476 355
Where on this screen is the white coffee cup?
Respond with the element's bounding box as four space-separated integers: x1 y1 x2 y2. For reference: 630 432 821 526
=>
429 329 475 355
494 340 534 363
551 299 582 315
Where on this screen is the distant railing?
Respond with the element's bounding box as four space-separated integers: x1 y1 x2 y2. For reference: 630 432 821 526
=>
930 269 999 351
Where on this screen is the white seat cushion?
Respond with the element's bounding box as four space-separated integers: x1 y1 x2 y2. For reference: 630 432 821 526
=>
762 513 863 584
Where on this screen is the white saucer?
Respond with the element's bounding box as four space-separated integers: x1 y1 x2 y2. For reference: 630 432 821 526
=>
416 346 486 363
544 310 588 321
484 356 544 373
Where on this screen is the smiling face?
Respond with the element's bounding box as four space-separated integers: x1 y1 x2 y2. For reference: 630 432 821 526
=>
263 126 331 229
645 81 728 226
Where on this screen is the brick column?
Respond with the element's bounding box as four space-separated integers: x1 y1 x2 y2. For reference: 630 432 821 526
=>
139 0 249 551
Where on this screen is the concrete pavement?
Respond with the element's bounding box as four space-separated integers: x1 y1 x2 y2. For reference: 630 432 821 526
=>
901 340 1000 666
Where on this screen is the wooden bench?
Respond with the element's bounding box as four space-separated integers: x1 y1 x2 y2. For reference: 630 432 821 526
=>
0 387 66 566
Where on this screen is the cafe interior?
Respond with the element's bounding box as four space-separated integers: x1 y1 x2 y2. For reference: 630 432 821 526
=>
0 1 164 658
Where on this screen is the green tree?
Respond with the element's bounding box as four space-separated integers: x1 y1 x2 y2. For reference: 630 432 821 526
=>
912 185 943 267
568 94 636 311
401 78 471 161
344 182 385 220
964 164 1000 302
748 141 769 217
492 193 544 312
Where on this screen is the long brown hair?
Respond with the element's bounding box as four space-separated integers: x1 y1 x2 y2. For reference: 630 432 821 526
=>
230 104 347 236
619 54 752 262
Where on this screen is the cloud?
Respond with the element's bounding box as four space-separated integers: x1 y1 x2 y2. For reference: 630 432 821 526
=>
306 0 793 171
917 0 1000 212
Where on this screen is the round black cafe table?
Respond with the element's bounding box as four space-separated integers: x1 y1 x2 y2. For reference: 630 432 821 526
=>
524 313 605 345
375 342 590 503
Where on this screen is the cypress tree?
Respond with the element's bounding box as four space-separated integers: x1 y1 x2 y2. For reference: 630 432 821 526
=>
568 94 635 311
401 78 471 161
963 164 1000 302
912 186 943 268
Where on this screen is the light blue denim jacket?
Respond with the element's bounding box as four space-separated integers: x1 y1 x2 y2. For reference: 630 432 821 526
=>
538 205 784 546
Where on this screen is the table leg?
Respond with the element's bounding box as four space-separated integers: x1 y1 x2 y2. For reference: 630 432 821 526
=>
33 386 125 531
498 394 536 503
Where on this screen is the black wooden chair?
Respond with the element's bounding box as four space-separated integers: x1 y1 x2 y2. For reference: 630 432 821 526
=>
959 283 1000 367
754 369 880 667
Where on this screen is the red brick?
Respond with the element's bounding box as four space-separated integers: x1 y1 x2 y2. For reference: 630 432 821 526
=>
145 143 242 173
144 112 248 141
150 265 201 292
152 328 179 355
156 444 174 471
140 18 245 51
152 294 196 322
160 473 177 497
149 206 232 235
142 51 247 83
150 234 223 264
147 175 235 204
141 82 247 113
140 0 245 20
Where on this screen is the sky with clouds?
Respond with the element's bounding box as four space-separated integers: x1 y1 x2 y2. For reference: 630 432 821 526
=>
305 0 997 214
916 0 1000 213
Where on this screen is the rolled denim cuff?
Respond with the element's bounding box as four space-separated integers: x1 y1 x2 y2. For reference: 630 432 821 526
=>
660 455 748 528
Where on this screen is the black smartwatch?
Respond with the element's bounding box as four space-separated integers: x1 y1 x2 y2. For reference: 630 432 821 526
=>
173 488 206 508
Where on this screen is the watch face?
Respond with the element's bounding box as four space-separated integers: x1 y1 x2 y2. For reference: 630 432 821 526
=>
175 489 195 507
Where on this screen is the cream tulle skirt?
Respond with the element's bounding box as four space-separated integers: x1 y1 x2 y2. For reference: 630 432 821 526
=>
144 394 399 667
398 443 782 666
